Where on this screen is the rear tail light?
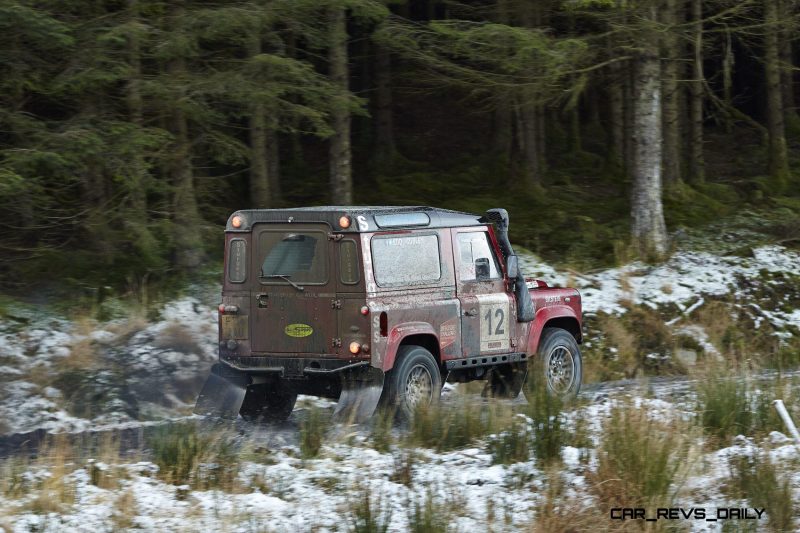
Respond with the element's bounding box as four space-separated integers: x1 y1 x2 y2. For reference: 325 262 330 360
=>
218 304 239 314
360 305 370 316
349 342 361 354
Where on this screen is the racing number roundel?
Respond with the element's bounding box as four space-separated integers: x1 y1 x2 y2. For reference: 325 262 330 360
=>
475 294 510 352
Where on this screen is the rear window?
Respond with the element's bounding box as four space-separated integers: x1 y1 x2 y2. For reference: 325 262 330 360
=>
371 234 441 287
257 230 327 284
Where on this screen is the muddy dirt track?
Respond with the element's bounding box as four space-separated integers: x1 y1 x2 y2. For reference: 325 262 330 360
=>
0 370 796 460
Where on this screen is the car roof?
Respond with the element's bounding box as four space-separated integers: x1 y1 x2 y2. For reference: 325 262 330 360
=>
227 206 487 232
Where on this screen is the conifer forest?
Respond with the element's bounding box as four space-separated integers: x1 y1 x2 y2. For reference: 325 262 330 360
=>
1 0 799 296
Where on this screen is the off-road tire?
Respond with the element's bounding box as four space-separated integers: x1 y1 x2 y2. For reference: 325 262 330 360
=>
382 345 442 421
239 383 297 422
524 327 582 401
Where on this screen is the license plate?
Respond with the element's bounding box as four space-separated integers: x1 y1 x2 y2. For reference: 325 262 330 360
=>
221 315 248 339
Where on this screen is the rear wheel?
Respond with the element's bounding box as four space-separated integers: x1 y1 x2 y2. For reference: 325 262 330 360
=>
239 383 297 422
382 345 442 421
524 327 582 402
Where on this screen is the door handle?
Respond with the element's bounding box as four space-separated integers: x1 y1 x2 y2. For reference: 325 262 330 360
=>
464 308 477 317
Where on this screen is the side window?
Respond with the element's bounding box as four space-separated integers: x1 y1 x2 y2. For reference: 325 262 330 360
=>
371 234 441 287
456 232 500 282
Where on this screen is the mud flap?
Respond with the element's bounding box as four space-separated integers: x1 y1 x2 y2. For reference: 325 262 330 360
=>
333 366 385 424
194 363 250 419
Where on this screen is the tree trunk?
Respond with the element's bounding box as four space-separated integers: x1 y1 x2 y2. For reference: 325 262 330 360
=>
247 33 271 208
688 0 705 184
764 0 790 188
779 0 797 128
328 5 353 204
607 40 625 171
661 0 682 185
374 39 395 162
520 103 542 189
630 27 668 258
167 4 203 268
267 128 282 204
127 0 148 219
493 0 513 162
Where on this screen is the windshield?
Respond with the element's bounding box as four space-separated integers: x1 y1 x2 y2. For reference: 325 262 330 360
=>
257 230 328 284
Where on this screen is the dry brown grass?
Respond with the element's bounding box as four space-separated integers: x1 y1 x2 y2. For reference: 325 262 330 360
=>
693 301 733 355
589 402 689 513
598 314 638 378
61 317 104 370
156 322 202 354
529 468 611 532
26 435 78 515
111 488 138 530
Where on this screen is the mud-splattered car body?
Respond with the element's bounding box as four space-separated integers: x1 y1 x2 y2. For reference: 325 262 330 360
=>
197 206 583 421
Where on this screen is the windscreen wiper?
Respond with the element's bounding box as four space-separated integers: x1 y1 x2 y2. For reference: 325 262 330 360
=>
260 273 304 291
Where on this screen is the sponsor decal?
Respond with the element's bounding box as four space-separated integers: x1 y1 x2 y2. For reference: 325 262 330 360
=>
439 319 458 348
284 323 313 338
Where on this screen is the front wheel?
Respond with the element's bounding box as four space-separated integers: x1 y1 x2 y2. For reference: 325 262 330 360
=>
382 345 442 421
524 327 582 402
239 383 297 422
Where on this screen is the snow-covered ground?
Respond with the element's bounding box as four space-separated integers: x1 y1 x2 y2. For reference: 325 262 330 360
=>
0 239 798 531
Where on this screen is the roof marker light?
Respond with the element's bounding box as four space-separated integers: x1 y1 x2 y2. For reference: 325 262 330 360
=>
339 215 351 229
231 215 243 228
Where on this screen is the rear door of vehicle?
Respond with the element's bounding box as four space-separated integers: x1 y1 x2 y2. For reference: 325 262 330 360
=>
453 228 513 357
250 223 337 355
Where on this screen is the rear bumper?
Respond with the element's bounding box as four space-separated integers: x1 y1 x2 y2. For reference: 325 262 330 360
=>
220 354 370 378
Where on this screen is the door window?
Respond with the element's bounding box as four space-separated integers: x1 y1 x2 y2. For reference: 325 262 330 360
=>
456 232 500 282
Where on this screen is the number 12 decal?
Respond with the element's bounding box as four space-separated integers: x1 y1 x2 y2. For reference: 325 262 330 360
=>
475 294 510 352
484 308 505 335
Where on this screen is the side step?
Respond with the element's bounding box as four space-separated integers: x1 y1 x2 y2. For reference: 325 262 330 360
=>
444 352 527 371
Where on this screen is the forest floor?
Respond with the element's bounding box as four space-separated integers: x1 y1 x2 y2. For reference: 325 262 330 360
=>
0 210 799 532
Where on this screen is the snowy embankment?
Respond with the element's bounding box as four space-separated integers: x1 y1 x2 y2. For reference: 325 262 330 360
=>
522 244 800 330
0 244 798 531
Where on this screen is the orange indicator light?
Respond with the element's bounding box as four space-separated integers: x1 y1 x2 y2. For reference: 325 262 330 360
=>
349 342 361 354
231 215 243 228
339 216 351 229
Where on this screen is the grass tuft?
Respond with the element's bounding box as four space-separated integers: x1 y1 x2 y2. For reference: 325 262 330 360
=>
406 489 449 533
523 377 571 465
488 415 531 465
347 485 392 533
406 397 512 452
728 454 795 532
147 422 239 490
299 407 330 459
592 402 687 509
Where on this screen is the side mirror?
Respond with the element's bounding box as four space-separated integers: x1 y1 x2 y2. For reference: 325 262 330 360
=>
475 258 490 281
506 255 519 279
